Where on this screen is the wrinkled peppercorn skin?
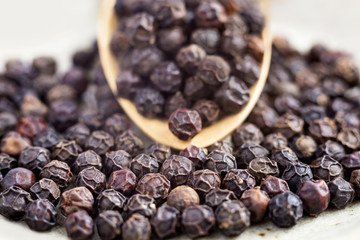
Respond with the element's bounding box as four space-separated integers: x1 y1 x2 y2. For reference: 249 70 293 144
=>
0 186 33 220
65 211 94 240
24 199 57 231
59 187 94 216
182 205 215 238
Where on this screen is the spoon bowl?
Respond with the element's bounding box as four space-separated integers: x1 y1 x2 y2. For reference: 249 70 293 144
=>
98 0 272 150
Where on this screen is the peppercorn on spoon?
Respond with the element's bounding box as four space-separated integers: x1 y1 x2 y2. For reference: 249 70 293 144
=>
98 0 272 150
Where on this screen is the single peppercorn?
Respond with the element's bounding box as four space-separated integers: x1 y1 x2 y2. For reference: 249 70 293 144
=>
204 150 237 177
187 169 221 199
268 192 303 228
316 140 345 161
271 147 299 172
168 108 202 140
240 187 269 223
0 131 31 156
136 173 170 205
96 210 123 240
122 213 151 240
128 46 164 77
350 169 360 198
208 140 233 154
135 88 165 118
179 145 207 169
51 140 82 166
281 162 313 192
151 205 179 239
197 55 230 85
65 211 94 240
0 186 33 220
232 55 261 87
76 167 106 195
24 199 57 232
176 44 206 74
150 61 182 94
160 155 194 187
123 12 155 48
191 28 220 54
222 169 256 198
309 118 338 142
29 178 60 204
337 128 360 150
64 123 90 147
263 132 288 152
296 179 330 216
221 29 246 57
61 67 88 94
32 56 56 75
40 160 73 189
195 0 227 28
103 113 131 137
107 169 138 196
79 109 104 131
158 27 187 53
183 76 209 101
115 130 144 157
215 200 250 236
273 113 304 139
205 188 237 209
145 142 171 164
18 146 50 173
96 189 127 212
85 130 114 156
0 153 17 175
73 150 102 174
182 205 215 238
341 151 360 174
232 123 263 148
0 112 17 137
124 194 156 218
193 100 220 125
16 116 47 140
249 105 279 134
103 150 132 176
2 167 36 191
59 187 94 216
48 100 78 132
152 0 186 27
164 92 188 119
167 185 200 212
236 143 269 168
130 153 159 179
248 157 279 183
310 155 343 182
260 175 290 198
33 127 61 149
327 177 354 209
291 135 317 161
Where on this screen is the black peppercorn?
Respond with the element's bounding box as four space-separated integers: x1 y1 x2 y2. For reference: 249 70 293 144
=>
191 28 220 54
316 140 345 161
124 194 156 218
49 100 78 132
150 61 182 93
205 188 237 209
248 157 279 183
103 113 131 137
73 150 102 174
29 178 60 204
40 160 73 189
2 167 36 191
235 143 269 168
327 177 354 209
309 117 338 142
18 146 50 173
145 142 171 164
0 153 17 175
135 88 165 118
157 27 187 53
168 108 202 140
260 175 290 198
16 116 47 140
65 211 94 240
76 167 106 195
273 113 304 139
115 130 144 157
123 12 155 48
187 169 221 199
107 169 138 196
51 140 82 166
222 169 255 198
33 127 61 149
151 205 179 239
152 0 186 27
291 135 317 161
271 147 299 172
197 55 230 85
96 189 127 212
24 199 57 231
0 186 33 220
0 131 31 156
281 162 313 192
164 92 188 118
160 155 194 187
122 213 151 240
337 128 360 150
64 123 90 148
204 150 237 177
96 210 123 240
59 187 94 216
129 46 164 77
176 44 206 74
195 1 227 28
192 100 220 125
179 145 207 169
242 187 270 223
130 153 159 179
136 173 171 205
167 185 200 212
268 192 303 228
310 155 343 182
182 205 215 238
103 150 132 176
232 123 263 148
85 130 114 156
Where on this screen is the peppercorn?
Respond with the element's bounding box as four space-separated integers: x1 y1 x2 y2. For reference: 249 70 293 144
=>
197 55 230 85
72 150 102 174
204 150 237 177
215 200 250 236
33 127 61 149
76 167 106 195
208 140 233 154
221 29 246 57
124 194 156 218
48 100 78 132
96 210 123 240
191 28 220 54
2 167 36 191
16 116 47 140
115 130 144 157
152 0 186 27
350 169 360 198
281 162 313 192
260 175 290 198
107 169 138 196
40 160 73 189
51 140 82 166
130 153 159 179
61 67 88 94
0 131 31 156
205 188 237 209
150 61 182 93
249 106 279 134
310 155 343 182
187 169 221 199
167 185 200 212
337 128 360 150
223 169 255 198
65 211 94 240
24 199 57 231
248 157 279 183
135 88 165 118
85 130 114 156
123 12 155 48
232 55 261 87
103 113 131 137
271 147 299 172
182 205 215 238
341 151 360 174
316 140 345 161
103 150 131 176
0 186 33 220
327 177 354 209
195 1 227 28
32 56 56 75
18 146 50 173
296 179 330 216
47 85 77 104
158 27 187 53
0 153 17 175
268 192 303 228
96 189 127 212
145 142 171 164
273 113 304 139
160 155 194 187
122 213 151 240
179 145 207 169
29 178 60 204
183 76 209 101
176 44 206 74
192 100 220 125
309 117 338 142
300 105 326 124
291 135 317 161
168 108 202 140
129 46 164 77
235 143 269 168
232 123 263 148
136 173 170 205
151 205 179 239
0 112 17 137
79 109 104 131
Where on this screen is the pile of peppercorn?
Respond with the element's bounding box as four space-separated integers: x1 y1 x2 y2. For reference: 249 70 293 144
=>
111 0 265 140
0 18 360 240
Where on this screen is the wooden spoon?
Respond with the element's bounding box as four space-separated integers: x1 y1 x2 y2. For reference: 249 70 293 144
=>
98 0 272 150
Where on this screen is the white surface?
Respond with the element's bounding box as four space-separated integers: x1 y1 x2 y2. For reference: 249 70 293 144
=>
0 0 360 240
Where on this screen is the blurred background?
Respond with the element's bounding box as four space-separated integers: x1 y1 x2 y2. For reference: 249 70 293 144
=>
0 0 359 240
0 0 360 71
